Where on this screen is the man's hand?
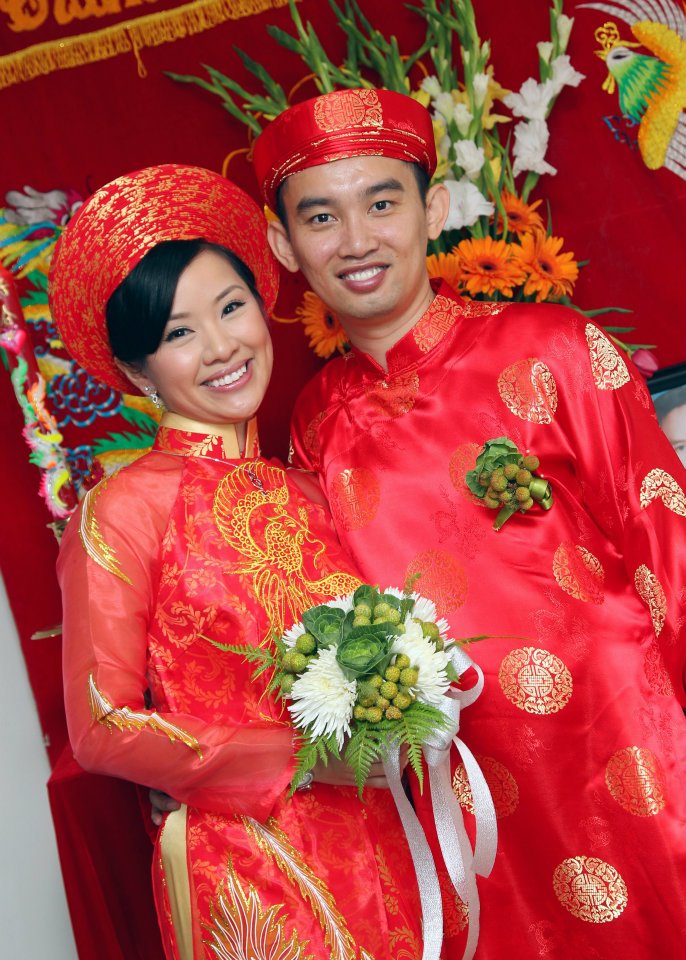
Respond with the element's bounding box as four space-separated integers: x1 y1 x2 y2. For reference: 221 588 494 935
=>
149 788 181 827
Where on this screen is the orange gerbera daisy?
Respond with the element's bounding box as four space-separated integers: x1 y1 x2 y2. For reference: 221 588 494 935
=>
498 190 544 237
454 236 526 298
513 232 579 302
296 290 348 359
426 251 463 290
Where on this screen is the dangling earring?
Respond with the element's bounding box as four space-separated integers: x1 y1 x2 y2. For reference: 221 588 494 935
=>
144 384 163 408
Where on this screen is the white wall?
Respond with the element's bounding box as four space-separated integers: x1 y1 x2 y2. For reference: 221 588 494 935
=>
0 573 77 959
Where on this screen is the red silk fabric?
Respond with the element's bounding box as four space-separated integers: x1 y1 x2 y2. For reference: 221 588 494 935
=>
290 282 686 957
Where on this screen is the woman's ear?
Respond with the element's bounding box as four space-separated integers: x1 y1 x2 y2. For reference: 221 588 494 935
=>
113 357 154 396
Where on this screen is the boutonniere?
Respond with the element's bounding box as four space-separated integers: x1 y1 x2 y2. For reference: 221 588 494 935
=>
465 437 553 531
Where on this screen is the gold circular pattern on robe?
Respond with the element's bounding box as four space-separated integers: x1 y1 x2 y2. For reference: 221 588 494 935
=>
584 323 630 390
329 468 381 531
553 856 628 923
448 442 485 503
459 300 511 319
405 549 468 613
497 358 558 424
452 756 519 818
302 411 326 470
605 746 667 817
643 640 674 697
364 370 420 419
498 646 573 714
412 294 462 353
552 542 605 604
633 564 667 636
442 882 469 935
639 468 686 517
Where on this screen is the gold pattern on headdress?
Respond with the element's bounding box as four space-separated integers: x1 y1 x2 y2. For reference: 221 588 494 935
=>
643 640 674 696
497 358 558 424
634 564 667 636
553 856 628 923
79 476 132 584
405 549 469 614
585 324 630 390
412 294 463 353
364 370 420 419
452 756 519 818
206 858 312 960
639 468 686 517
243 817 362 960
329 468 381 532
552 542 605 604
88 674 202 757
314 88 383 133
498 647 573 715
213 461 360 638
605 746 667 817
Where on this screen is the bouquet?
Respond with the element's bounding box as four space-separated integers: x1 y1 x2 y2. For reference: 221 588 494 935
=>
225 582 465 795
465 436 553 531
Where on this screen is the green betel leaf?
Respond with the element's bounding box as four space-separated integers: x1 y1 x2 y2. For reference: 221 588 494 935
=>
301 605 345 648
465 466 487 498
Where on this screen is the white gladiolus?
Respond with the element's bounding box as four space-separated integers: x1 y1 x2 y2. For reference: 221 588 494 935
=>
537 41 554 64
438 134 453 162
421 75 442 98
512 119 557 177
443 178 494 230
550 54 585 96
504 77 555 121
556 14 574 52
434 91 456 121
453 102 473 137
454 139 486 180
473 72 489 108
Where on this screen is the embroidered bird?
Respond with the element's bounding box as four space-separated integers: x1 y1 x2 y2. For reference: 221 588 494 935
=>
581 0 686 177
213 461 360 638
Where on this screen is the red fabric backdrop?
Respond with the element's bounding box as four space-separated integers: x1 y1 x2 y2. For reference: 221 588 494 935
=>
1 1 685 955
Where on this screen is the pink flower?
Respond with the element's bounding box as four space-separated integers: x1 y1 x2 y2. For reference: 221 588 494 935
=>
631 349 658 379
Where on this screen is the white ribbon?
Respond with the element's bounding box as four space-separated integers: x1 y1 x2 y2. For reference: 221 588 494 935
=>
383 745 443 960
384 644 497 960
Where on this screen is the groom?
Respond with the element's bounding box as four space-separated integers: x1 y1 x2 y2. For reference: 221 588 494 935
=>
253 88 686 958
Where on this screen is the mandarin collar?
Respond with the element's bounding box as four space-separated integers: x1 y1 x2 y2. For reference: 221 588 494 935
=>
348 279 464 377
153 412 260 462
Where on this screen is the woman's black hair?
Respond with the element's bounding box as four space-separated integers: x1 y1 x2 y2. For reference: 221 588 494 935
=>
106 239 261 367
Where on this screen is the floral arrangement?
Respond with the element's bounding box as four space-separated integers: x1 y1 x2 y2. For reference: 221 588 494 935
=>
465 436 553 531
222 582 469 795
170 0 654 366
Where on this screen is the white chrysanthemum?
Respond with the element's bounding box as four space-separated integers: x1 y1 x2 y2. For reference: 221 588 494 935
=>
391 631 451 707
282 621 306 649
323 594 355 614
408 593 437 623
444 178 494 231
512 119 557 178
504 77 554 121
288 647 356 750
454 140 485 181
550 54 585 97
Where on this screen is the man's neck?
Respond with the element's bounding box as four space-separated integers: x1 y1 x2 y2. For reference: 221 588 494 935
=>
341 283 436 371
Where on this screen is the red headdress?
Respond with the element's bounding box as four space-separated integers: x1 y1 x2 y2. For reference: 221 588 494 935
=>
253 88 437 210
49 164 279 395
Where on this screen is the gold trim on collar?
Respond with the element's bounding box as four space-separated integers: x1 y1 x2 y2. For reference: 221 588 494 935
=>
160 412 257 459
